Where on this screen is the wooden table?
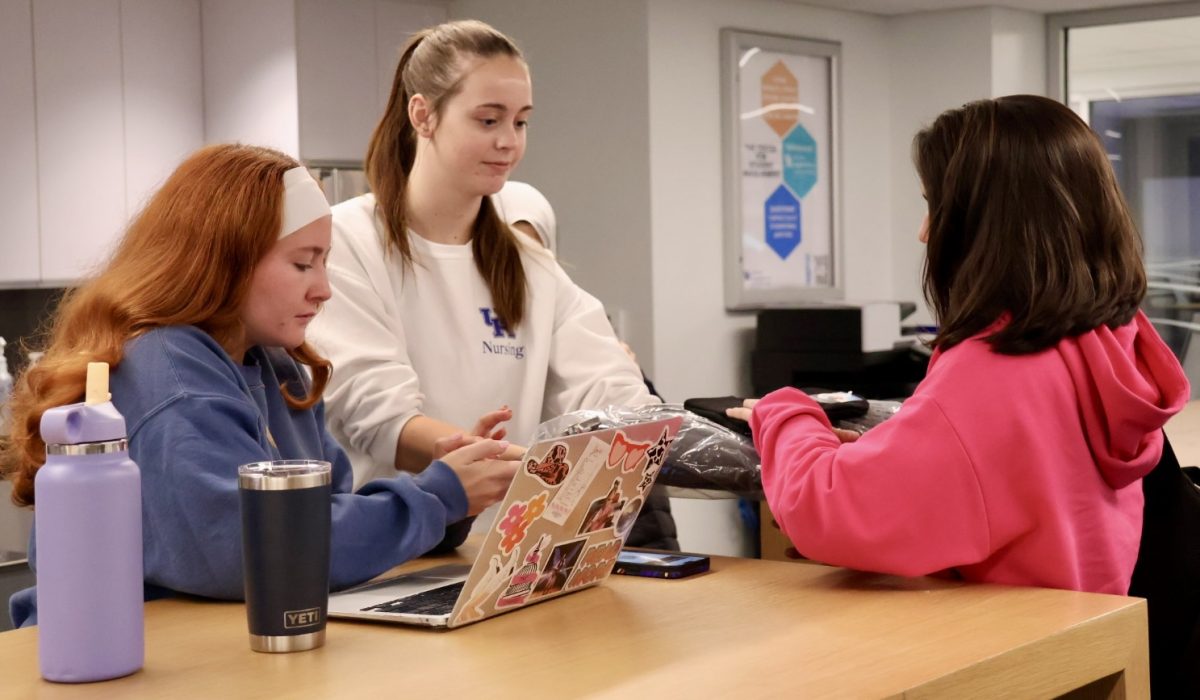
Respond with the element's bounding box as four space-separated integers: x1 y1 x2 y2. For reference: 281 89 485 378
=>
0 545 1148 698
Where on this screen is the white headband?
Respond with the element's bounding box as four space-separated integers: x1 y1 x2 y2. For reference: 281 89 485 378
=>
280 166 331 239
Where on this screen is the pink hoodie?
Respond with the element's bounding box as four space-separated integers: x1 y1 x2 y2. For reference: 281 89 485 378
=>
751 311 1190 594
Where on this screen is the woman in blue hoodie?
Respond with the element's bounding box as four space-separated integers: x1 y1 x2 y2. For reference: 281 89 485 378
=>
3 144 518 627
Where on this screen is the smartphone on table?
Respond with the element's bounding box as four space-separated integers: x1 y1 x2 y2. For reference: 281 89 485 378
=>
613 549 711 579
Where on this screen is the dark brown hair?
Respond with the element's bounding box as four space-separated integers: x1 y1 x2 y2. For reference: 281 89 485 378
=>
366 19 528 330
2 144 332 507
915 94 1146 355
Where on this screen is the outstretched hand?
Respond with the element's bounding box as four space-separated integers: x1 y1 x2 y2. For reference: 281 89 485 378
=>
724 398 759 423
725 398 860 443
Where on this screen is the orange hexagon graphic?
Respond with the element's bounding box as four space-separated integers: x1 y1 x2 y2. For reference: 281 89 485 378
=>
761 60 799 138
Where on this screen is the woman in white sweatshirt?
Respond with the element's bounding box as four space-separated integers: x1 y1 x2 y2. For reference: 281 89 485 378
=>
308 20 655 502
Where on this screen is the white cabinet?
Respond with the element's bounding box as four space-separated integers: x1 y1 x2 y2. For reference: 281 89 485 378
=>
203 0 447 165
0 0 42 285
295 0 448 163
295 0 378 163
0 0 424 286
121 0 205 217
201 0 301 156
0 0 204 286
34 0 127 284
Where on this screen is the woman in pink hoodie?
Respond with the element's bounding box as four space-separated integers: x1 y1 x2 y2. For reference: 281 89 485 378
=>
740 95 1190 594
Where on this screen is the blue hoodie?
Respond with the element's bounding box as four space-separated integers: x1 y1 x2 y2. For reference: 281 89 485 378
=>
10 326 468 627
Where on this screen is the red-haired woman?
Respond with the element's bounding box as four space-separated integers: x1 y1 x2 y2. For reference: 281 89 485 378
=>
3 144 517 628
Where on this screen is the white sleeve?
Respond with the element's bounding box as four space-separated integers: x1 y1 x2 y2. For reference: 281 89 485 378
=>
542 264 660 418
308 215 422 471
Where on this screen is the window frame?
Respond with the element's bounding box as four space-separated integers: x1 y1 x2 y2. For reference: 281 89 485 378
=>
1046 2 1200 100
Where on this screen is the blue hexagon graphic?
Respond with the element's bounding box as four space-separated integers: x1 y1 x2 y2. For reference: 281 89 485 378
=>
765 185 801 260
782 124 818 198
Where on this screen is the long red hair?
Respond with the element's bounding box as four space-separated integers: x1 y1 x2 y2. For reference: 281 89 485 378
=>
2 144 331 507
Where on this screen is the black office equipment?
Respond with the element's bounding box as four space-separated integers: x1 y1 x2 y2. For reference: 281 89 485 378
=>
751 305 928 399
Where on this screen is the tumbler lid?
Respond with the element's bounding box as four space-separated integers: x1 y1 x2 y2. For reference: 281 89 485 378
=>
238 460 331 490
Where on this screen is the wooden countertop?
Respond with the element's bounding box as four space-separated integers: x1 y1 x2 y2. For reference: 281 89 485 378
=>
0 543 1147 698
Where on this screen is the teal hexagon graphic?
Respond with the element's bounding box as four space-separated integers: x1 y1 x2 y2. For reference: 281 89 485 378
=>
782 124 818 198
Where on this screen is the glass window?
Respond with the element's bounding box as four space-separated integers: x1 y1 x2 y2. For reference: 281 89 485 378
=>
1067 16 1200 364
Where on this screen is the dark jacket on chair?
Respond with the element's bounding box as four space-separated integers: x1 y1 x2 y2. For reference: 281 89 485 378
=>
1128 432 1200 697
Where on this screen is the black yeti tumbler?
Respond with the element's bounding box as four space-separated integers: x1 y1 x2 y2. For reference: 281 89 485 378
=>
238 460 331 653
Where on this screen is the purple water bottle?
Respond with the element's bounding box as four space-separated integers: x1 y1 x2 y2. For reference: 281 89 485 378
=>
35 362 144 682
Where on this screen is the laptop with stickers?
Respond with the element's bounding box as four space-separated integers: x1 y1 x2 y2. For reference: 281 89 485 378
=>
327 416 683 628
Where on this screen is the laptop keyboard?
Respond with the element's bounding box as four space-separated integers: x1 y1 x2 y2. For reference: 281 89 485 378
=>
362 581 466 616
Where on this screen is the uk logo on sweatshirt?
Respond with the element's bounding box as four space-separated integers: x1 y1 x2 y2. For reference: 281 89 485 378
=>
480 307 525 360
480 308 515 338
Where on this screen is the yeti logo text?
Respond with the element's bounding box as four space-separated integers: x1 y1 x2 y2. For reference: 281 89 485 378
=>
283 607 322 629
480 308 515 338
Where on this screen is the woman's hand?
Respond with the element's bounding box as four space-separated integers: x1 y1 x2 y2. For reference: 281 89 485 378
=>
831 428 861 443
724 398 759 423
431 433 475 460
471 406 512 441
437 438 520 516
725 398 860 443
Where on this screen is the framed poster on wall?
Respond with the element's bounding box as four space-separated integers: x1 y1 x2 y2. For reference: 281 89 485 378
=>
721 29 842 310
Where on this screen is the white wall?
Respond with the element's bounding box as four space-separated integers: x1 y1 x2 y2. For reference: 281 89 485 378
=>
296 0 379 162
887 9 994 325
296 0 448 163
374 2 449 115
647 0 894 402
991 7 1046 97
644 0 894 556
887 7 1045 326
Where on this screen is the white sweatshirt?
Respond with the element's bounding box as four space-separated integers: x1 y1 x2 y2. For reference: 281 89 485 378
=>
309 193 657 489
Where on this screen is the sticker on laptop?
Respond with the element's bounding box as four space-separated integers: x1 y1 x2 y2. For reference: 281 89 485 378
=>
525 443 572 487
614 496 643 541
607 432 652 473
529 537 588 601
636 428 675 493
565 537 623 590
497 490 550 555
456 547 524 625
544 436 609 525
577 478 626 535
495 533 551 609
